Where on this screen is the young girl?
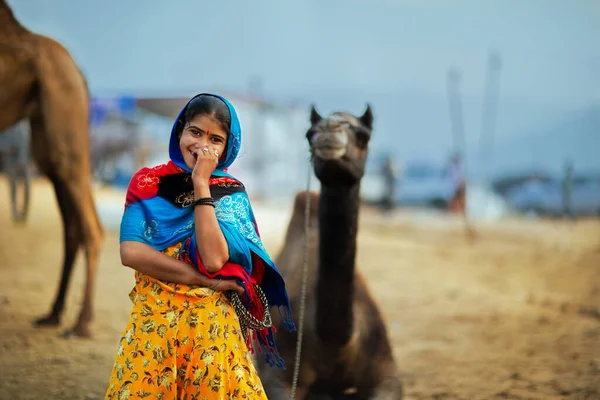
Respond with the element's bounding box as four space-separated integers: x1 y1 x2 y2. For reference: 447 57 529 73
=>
105 93 295 399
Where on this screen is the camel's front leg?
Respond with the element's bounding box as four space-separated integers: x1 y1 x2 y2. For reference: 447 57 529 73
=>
30 119 81 328
33 176 81 327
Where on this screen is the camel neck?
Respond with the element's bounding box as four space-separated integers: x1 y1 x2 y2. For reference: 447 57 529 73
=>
315 183 360 347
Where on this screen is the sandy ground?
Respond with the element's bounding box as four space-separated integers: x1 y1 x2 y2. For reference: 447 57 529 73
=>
0 177 599 400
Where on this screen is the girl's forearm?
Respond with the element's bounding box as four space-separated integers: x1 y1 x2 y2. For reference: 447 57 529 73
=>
193 182 229 272
120 241 217 286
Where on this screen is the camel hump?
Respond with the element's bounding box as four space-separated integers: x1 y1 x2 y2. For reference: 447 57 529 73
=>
293 191 319 214
29 34 89 133
33 34 87 93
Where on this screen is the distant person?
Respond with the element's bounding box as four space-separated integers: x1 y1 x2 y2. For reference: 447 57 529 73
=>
380 153 398 214
562 159 575 220
447 153 466 214
446 153 476 239
104 93 295 399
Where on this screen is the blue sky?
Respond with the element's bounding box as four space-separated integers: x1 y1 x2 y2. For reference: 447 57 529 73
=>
9 0 600 174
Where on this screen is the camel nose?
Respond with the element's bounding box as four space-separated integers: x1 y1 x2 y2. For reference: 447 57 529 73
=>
320 134 337 146
312 130 348 160
312 130 348 148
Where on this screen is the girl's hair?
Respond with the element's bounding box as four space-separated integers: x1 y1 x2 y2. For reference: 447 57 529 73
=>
177 95 231 137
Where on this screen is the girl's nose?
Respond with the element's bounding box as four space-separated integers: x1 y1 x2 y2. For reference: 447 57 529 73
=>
192 137 210 148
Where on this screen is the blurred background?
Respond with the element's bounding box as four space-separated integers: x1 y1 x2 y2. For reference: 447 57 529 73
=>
3 0 599 218
0 0 599 399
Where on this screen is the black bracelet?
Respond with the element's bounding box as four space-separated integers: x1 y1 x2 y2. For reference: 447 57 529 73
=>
192 197 215 208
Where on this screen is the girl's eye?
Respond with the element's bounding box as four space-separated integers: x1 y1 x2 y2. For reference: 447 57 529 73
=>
190 129 201 136
211 137 223 143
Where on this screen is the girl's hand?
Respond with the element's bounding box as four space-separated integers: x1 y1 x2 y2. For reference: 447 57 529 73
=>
212 278 245 296
192 146 220 185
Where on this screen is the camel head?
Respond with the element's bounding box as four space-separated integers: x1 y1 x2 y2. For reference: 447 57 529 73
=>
306 104 373 186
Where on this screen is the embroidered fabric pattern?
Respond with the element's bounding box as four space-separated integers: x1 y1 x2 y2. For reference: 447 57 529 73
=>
141 220 159 239
211 177 243 187
175 191 195 208
136 172 160 188
170 220 193 238
215 182 243 189
215 195 266 252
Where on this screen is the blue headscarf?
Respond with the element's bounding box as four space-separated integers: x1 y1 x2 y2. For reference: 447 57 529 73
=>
120 93 295 369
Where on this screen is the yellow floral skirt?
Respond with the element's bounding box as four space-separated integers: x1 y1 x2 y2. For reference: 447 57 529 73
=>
105 270 267 399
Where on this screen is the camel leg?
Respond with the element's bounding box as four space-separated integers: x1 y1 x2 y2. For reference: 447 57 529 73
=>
29 116 104 337
33 175 81 326
59 156 104 338
371 376 404 400
48 158 103 338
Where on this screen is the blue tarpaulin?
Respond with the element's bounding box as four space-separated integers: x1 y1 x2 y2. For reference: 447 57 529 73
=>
90 96 136 126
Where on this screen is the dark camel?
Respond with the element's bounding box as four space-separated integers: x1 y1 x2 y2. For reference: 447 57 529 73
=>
257 106 403 399
0 1 104 337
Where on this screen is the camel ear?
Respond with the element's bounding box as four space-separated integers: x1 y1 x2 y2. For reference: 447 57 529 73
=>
360 104 373 129
310 104 322 125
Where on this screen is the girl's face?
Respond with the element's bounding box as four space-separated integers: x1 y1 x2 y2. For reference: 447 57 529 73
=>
179 114 228 170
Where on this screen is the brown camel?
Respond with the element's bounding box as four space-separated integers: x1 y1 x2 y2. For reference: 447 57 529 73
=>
257 106 403 399
1 1 104 337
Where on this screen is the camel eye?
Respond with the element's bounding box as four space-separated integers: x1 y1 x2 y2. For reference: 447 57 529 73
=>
355 128 370 148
